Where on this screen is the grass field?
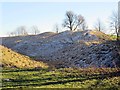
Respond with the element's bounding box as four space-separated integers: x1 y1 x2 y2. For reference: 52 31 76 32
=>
1 68 120 89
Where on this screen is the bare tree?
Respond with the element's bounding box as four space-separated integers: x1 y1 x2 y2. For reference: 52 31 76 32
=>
10 32 14 36
94 19 104 31
53 24 59 33
110 11 119 41
7 32 11 37
21 26 28 35
7 26 28 36
62 11 85 31
80 21 88 31
118 1 120 42
16 26 28 36
31 26 40 35
8 31 17 37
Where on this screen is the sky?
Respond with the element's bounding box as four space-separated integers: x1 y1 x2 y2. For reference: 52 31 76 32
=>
0 1 118 36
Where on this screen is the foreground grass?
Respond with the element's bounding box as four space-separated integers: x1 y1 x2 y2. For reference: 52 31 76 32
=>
1 68 120 89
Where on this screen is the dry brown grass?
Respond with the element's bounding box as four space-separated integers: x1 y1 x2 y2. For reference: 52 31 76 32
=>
90 30 113 40
0 45 48 68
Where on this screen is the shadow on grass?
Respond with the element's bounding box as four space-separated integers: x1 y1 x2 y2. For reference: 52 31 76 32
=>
2 68 48 73
2 70 120 88
32 70 120 86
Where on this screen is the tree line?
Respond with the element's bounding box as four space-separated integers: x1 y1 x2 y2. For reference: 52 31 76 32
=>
8 25 40 36
8 10 119 41
59 11 119 41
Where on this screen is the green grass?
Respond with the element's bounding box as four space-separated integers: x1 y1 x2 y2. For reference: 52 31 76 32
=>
1 68 120 89
109 35 117 40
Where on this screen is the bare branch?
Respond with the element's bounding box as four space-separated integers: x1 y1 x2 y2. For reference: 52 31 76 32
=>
63 11 85 31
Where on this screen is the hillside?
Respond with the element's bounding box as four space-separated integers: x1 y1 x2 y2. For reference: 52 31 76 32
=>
1 30 120 89
0 45 48 68
1 30 120 68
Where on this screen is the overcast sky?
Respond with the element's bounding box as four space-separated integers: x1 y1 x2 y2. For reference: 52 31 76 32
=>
0 1 118 36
